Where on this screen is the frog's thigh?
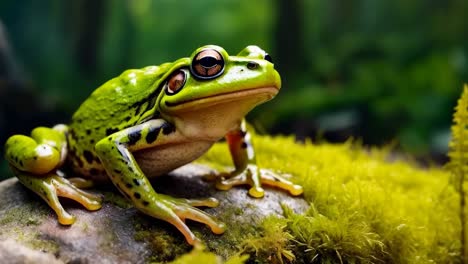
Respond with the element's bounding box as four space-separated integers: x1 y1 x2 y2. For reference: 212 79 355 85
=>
5 126 67 174
5 125 101 225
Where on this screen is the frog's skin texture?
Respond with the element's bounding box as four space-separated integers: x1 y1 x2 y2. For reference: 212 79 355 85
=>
4 45 303 245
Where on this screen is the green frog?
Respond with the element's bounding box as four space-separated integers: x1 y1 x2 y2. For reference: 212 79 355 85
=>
4 45 303 245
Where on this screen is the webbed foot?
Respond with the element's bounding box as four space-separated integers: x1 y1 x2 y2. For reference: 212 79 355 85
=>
140 194 225 246
214 165 303 198
15 169 102 225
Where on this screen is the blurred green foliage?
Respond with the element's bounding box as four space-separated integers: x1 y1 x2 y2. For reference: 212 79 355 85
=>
0 0 467 157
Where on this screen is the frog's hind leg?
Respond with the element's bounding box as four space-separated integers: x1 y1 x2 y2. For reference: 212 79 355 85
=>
5 126 67 175
15 169 102 225
5 125 101 225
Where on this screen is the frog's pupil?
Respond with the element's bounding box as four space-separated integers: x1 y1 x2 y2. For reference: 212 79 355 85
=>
200 56 217 68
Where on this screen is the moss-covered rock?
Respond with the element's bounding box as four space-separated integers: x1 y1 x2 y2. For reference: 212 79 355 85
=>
0 162 307 263
0 135 460 263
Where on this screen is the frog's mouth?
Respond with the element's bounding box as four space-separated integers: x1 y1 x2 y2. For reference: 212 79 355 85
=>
164 86 279 112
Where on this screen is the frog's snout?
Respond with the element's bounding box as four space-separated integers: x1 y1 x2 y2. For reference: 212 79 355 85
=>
243 57 281 91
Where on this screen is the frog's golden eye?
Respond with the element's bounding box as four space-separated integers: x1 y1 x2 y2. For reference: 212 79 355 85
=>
164 69 187 95
191 49 224 80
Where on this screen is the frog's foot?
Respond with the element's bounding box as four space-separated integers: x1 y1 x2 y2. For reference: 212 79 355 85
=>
68 177 96 189
140 194 225 245
215 165 303 198
16 171 102 225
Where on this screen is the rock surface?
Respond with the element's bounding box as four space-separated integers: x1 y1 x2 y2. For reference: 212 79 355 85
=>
0 164 308 263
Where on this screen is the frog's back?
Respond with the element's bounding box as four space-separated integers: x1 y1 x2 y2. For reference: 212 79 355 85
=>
67 64 171 179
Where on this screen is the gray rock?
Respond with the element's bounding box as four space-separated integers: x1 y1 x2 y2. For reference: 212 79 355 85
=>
0 164 308 263
0 239 62 264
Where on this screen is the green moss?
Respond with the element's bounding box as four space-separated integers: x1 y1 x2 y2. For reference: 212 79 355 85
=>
0 203 45 226
240 215 295 264
197 135 459 263
27 232 60 254
133 220 191 262
0 201 59 255
81 222 89 232
203 203 262 259
98 221 120 253
166 246 248 264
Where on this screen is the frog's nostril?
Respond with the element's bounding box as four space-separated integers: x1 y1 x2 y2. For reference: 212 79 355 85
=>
247 61 259 70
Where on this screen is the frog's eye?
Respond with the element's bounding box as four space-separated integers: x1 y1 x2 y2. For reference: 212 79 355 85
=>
164 69 187 95
191 49 224 80
264 53 273 63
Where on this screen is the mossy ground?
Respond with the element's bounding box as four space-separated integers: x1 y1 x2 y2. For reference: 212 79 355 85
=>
0 203 60 255
177 135 459 264
0 135 459 263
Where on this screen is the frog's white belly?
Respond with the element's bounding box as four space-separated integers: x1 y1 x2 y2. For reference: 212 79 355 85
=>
134 140 215 178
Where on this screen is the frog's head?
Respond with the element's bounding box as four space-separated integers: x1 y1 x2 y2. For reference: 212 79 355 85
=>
158 45 281 140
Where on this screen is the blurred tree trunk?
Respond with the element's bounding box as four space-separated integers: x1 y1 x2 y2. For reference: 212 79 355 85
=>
0 21 44 146
62 0 107 76
0 21 23 88
273 0 305 86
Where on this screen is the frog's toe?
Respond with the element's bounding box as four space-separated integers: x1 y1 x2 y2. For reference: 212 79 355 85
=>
201 172 218 181
16 173 76 225
16 172 102 226
163 212 199 245
164 196 226 234
39 179 77 225
215 173 249 191
56 209 77 225
53 176 102 211
165 214 217 246
142 196 226 245
258 169 304 196
215 167 303 197
184 197 219 208
248 186 265 198
173 203 226 234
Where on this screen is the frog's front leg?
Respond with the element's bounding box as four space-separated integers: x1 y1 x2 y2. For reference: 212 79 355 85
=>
5 125 102 225
216 120 303 197
95 119 225 245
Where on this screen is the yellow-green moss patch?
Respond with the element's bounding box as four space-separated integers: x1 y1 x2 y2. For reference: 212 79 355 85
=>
167 246 248 264
197 135 459 263
133 220 191 262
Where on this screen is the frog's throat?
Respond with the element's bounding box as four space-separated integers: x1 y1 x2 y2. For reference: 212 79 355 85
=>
163 86 278 112
162 86 278 141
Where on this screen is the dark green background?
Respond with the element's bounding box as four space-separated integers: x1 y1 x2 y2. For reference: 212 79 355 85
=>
1 0 467 178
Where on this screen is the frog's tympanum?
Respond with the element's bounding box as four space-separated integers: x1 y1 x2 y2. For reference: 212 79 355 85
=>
5 45 303 245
